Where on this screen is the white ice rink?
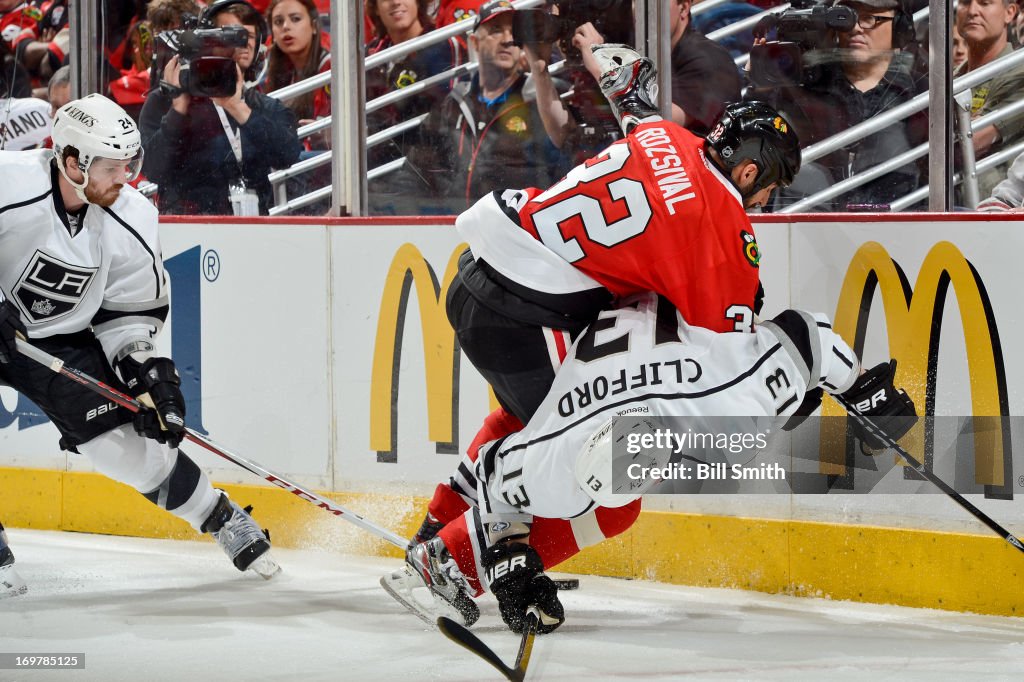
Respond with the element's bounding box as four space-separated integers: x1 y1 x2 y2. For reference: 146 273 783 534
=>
3 528 1024 682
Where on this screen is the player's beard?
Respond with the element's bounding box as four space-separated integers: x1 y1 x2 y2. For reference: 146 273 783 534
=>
85 183 124 208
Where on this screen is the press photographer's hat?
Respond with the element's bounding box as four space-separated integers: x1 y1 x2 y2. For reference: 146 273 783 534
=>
475 0 517 30
836 0 900 9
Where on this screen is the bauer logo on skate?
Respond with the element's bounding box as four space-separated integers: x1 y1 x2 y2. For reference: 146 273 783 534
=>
826 241 1010 495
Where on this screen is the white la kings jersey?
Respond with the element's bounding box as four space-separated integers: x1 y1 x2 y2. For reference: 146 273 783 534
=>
0 149 167 361
475 293 863 520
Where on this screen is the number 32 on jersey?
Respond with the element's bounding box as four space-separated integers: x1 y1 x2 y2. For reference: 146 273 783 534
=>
503 142 653 263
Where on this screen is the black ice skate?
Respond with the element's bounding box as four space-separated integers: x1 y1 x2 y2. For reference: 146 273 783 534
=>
0 522 27 598
406 511 445 551
201 492 280 579
381 536 480 628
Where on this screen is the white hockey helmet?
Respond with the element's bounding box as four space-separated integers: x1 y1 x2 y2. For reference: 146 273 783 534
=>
574 415 674 508
52 94 143 203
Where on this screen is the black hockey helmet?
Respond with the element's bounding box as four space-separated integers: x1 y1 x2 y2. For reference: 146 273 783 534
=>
705 101 801 195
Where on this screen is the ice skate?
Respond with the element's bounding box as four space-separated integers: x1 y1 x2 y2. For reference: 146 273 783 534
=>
0 524 27 598
590 43 659 134
381 536 479 628
201 492 280 580
406 511 445 551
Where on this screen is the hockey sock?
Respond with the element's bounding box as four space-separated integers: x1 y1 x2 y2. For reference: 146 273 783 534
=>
530 500 642 569
142 449 220 530
448 407 523 504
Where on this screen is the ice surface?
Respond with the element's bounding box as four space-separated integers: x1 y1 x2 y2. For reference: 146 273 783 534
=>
2 529 1023 681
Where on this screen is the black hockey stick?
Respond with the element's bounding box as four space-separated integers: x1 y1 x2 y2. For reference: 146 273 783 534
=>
14 338 585 591
14 338 409 548
437 608 539 682
835 394 1024 555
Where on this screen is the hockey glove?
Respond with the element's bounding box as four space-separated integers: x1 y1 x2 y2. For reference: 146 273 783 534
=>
133 357 186 448
482 542 565 635
840 360 917 449
0 299 25 364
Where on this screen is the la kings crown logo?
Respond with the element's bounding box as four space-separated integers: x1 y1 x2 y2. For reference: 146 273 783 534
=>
14 250 97 323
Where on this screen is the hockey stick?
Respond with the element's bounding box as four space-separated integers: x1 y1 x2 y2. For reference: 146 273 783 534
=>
437 607 539 682
14 337 408 549
835 394 1024 555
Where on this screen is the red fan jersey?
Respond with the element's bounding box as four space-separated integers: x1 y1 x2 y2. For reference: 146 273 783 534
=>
456 120 762 334
0 3 39 53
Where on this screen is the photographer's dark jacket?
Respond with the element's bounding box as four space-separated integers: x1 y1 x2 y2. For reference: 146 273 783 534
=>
671 25 742 137
757 51 921 210
412 72 558 211
139 88 301 215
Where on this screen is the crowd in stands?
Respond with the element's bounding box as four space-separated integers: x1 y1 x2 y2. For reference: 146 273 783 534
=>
7 0 1024 215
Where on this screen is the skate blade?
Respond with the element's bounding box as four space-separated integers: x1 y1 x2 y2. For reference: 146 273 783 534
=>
0 564 27 598
248 552 282 580
380 566 468 628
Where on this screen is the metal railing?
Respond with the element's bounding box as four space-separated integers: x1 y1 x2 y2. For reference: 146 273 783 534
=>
779 48 1024 212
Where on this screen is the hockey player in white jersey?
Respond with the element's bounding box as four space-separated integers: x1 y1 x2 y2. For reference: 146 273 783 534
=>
0 94 278 596
383 293 916 632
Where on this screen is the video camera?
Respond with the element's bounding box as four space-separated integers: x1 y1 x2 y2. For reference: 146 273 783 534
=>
153 13 248 98
511 0 633 64
748 0 856 87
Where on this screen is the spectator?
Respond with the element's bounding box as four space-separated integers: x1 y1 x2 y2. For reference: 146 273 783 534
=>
109 20 153 123
955 0 1024 200
265 0 330 140
521 4 634 165
0 63 50 150
953 24 969 69
365 0 462 214
140 0 301 215
977 146 1024 211
412 0 556 210
434 0 484 28
0 2 40 60
749 0 921 210
666 0 743 137
46 62 70 115
146 0 198 35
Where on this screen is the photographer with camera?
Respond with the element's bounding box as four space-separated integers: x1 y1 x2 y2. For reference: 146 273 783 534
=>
411 0 558 210
747 0 921 210
140 0 301 215
567 0 741 138
514 0 633 163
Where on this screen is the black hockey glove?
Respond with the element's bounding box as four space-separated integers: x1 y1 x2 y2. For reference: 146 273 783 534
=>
0 299 26 364
482 542 565 635
133 357 186 448
840 360 917 449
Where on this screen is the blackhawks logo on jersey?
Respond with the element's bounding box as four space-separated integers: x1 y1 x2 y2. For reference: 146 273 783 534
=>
740 231 760 268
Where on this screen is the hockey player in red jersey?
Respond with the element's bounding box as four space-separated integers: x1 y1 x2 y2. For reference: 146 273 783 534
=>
0 95 278 595
446 46 800 424
387 44 804 629
384 295 917 632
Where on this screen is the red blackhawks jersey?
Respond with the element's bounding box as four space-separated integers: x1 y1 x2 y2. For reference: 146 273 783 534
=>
455 119 761 334
0 3 38 53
